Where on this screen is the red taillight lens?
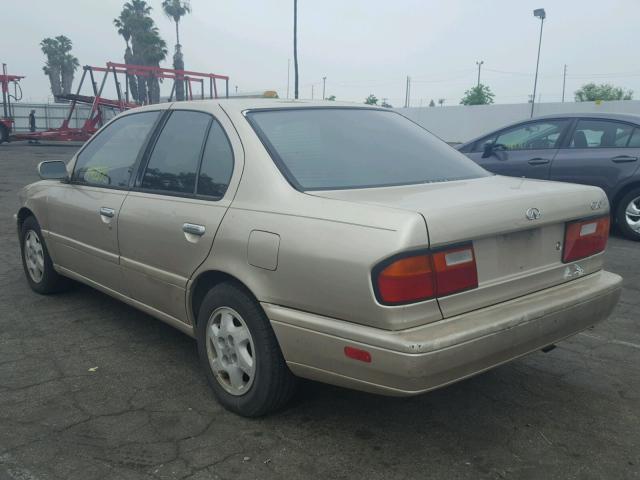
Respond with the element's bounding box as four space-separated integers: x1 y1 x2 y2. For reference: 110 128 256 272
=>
432 245 478 296
376 254 435 304
374 244 478 305
563 216 610 263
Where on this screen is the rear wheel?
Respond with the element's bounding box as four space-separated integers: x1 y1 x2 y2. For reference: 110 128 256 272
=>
20 216 70 294
196 282 297 417
615 189 640 241
0 124 8 144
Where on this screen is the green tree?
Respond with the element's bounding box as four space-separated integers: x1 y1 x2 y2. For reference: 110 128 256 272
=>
162 0 191 101
381 100 393 108
326 95 336 101
460 84 494 105
438 98 445 106
114 1 168 104
364 94 378 105
575 83 633 102
40 36 79 101
428 99 435 107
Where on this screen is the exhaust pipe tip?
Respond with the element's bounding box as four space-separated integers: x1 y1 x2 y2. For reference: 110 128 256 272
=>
541 344 557 353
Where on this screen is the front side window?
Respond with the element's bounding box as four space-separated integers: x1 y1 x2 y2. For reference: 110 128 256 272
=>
72 111 160 187
570 119 634 148
141 111 211 194
247 108 488 190
492 120 568 151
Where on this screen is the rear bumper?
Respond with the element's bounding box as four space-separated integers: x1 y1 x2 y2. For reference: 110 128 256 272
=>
264 270 622 396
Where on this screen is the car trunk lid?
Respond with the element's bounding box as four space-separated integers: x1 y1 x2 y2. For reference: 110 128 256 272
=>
310 175 609 318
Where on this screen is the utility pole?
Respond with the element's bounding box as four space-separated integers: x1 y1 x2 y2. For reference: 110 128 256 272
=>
476 60 484 87
404 76 411 108
293 0 299 99
530 8 546 118
235 85 238 95
562 64 567 102
287 58 290 99
311 84 314 99
322 76 326 100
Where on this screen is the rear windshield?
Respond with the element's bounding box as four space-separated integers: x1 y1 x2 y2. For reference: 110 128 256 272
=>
247 108 489 190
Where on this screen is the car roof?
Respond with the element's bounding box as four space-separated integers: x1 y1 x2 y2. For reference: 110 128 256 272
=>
532 112 640 123
128 98 382 115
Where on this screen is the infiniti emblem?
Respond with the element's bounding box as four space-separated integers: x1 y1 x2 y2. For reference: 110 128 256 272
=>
525 207 541 220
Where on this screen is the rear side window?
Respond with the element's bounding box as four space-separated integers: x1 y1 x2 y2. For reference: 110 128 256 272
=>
73 111 160 187
141 111 211 194
247 108 488 190
197 121 234 198
569 119 634 148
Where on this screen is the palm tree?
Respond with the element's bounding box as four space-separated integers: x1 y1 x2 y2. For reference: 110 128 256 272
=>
162 0 190 101
114 0 167 104
161 0 191 47
40 35 79 100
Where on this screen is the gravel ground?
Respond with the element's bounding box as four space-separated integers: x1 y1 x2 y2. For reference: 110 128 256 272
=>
0 143 638 480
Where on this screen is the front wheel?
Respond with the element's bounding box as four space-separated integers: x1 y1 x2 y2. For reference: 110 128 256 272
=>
20 216 70 294
0 125 8 144
196 283 297 417
615 189 640 241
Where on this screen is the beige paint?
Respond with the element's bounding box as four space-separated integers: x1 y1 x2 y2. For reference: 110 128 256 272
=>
17 99 623 396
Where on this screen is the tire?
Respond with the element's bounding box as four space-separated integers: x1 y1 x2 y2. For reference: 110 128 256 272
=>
19 216 70 294
615 188 640 241
0 125 8 144
196 282 297 417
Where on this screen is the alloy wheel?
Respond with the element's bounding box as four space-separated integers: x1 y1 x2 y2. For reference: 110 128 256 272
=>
625 196 640 233
24 230 45 283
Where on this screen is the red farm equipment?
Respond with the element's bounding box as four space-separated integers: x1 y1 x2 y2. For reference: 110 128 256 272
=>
11 62 229 143
0 64 25 143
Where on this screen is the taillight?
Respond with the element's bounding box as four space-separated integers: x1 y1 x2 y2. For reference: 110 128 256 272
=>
563 216 610 263
374 244 478 305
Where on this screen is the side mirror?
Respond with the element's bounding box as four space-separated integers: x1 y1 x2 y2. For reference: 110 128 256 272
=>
38 160 68 181
481 142 494 158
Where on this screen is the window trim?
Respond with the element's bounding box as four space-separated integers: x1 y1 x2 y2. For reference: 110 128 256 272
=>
472 118 571 153
245 106 487 192
562 117 639 150
133 109 235 201
70 109 166 191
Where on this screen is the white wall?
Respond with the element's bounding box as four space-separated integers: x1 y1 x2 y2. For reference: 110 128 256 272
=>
398 100 640 144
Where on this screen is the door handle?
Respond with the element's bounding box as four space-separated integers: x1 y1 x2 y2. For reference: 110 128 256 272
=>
528 158 551 165
99 207 115 218
182 223 206 236
611 155 638 163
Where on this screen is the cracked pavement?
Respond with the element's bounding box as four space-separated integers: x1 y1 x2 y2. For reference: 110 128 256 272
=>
0 143 638 480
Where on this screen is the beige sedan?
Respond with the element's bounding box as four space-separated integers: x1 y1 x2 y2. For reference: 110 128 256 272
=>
17 100 622 416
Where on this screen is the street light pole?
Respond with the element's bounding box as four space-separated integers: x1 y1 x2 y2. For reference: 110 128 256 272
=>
530 8 546 118
287 58 290 99
322 76 326 100
293 0 299 100
562 64 567 102
476 60 484 87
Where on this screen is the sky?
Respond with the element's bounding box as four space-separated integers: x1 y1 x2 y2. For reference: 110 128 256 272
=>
3 0 640 107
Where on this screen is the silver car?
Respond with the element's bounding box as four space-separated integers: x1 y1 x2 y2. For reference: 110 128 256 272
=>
17 100 622 416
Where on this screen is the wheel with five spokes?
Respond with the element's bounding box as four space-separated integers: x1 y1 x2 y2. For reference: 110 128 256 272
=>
19 216 70 294
615 189 640 241
196 282 297 417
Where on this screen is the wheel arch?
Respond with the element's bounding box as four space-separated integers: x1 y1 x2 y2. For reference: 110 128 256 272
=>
16 207 36 235
189 269 259 326
611 181 640 221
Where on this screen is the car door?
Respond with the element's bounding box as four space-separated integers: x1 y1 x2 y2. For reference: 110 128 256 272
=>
117 106 238 323
550 118 640 196
466 119 570 179
45 110 162 294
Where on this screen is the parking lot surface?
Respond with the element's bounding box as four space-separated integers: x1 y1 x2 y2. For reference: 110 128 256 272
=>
0 143 639 480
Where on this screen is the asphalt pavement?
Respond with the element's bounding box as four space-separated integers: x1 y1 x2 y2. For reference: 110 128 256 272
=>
0 143 638 480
